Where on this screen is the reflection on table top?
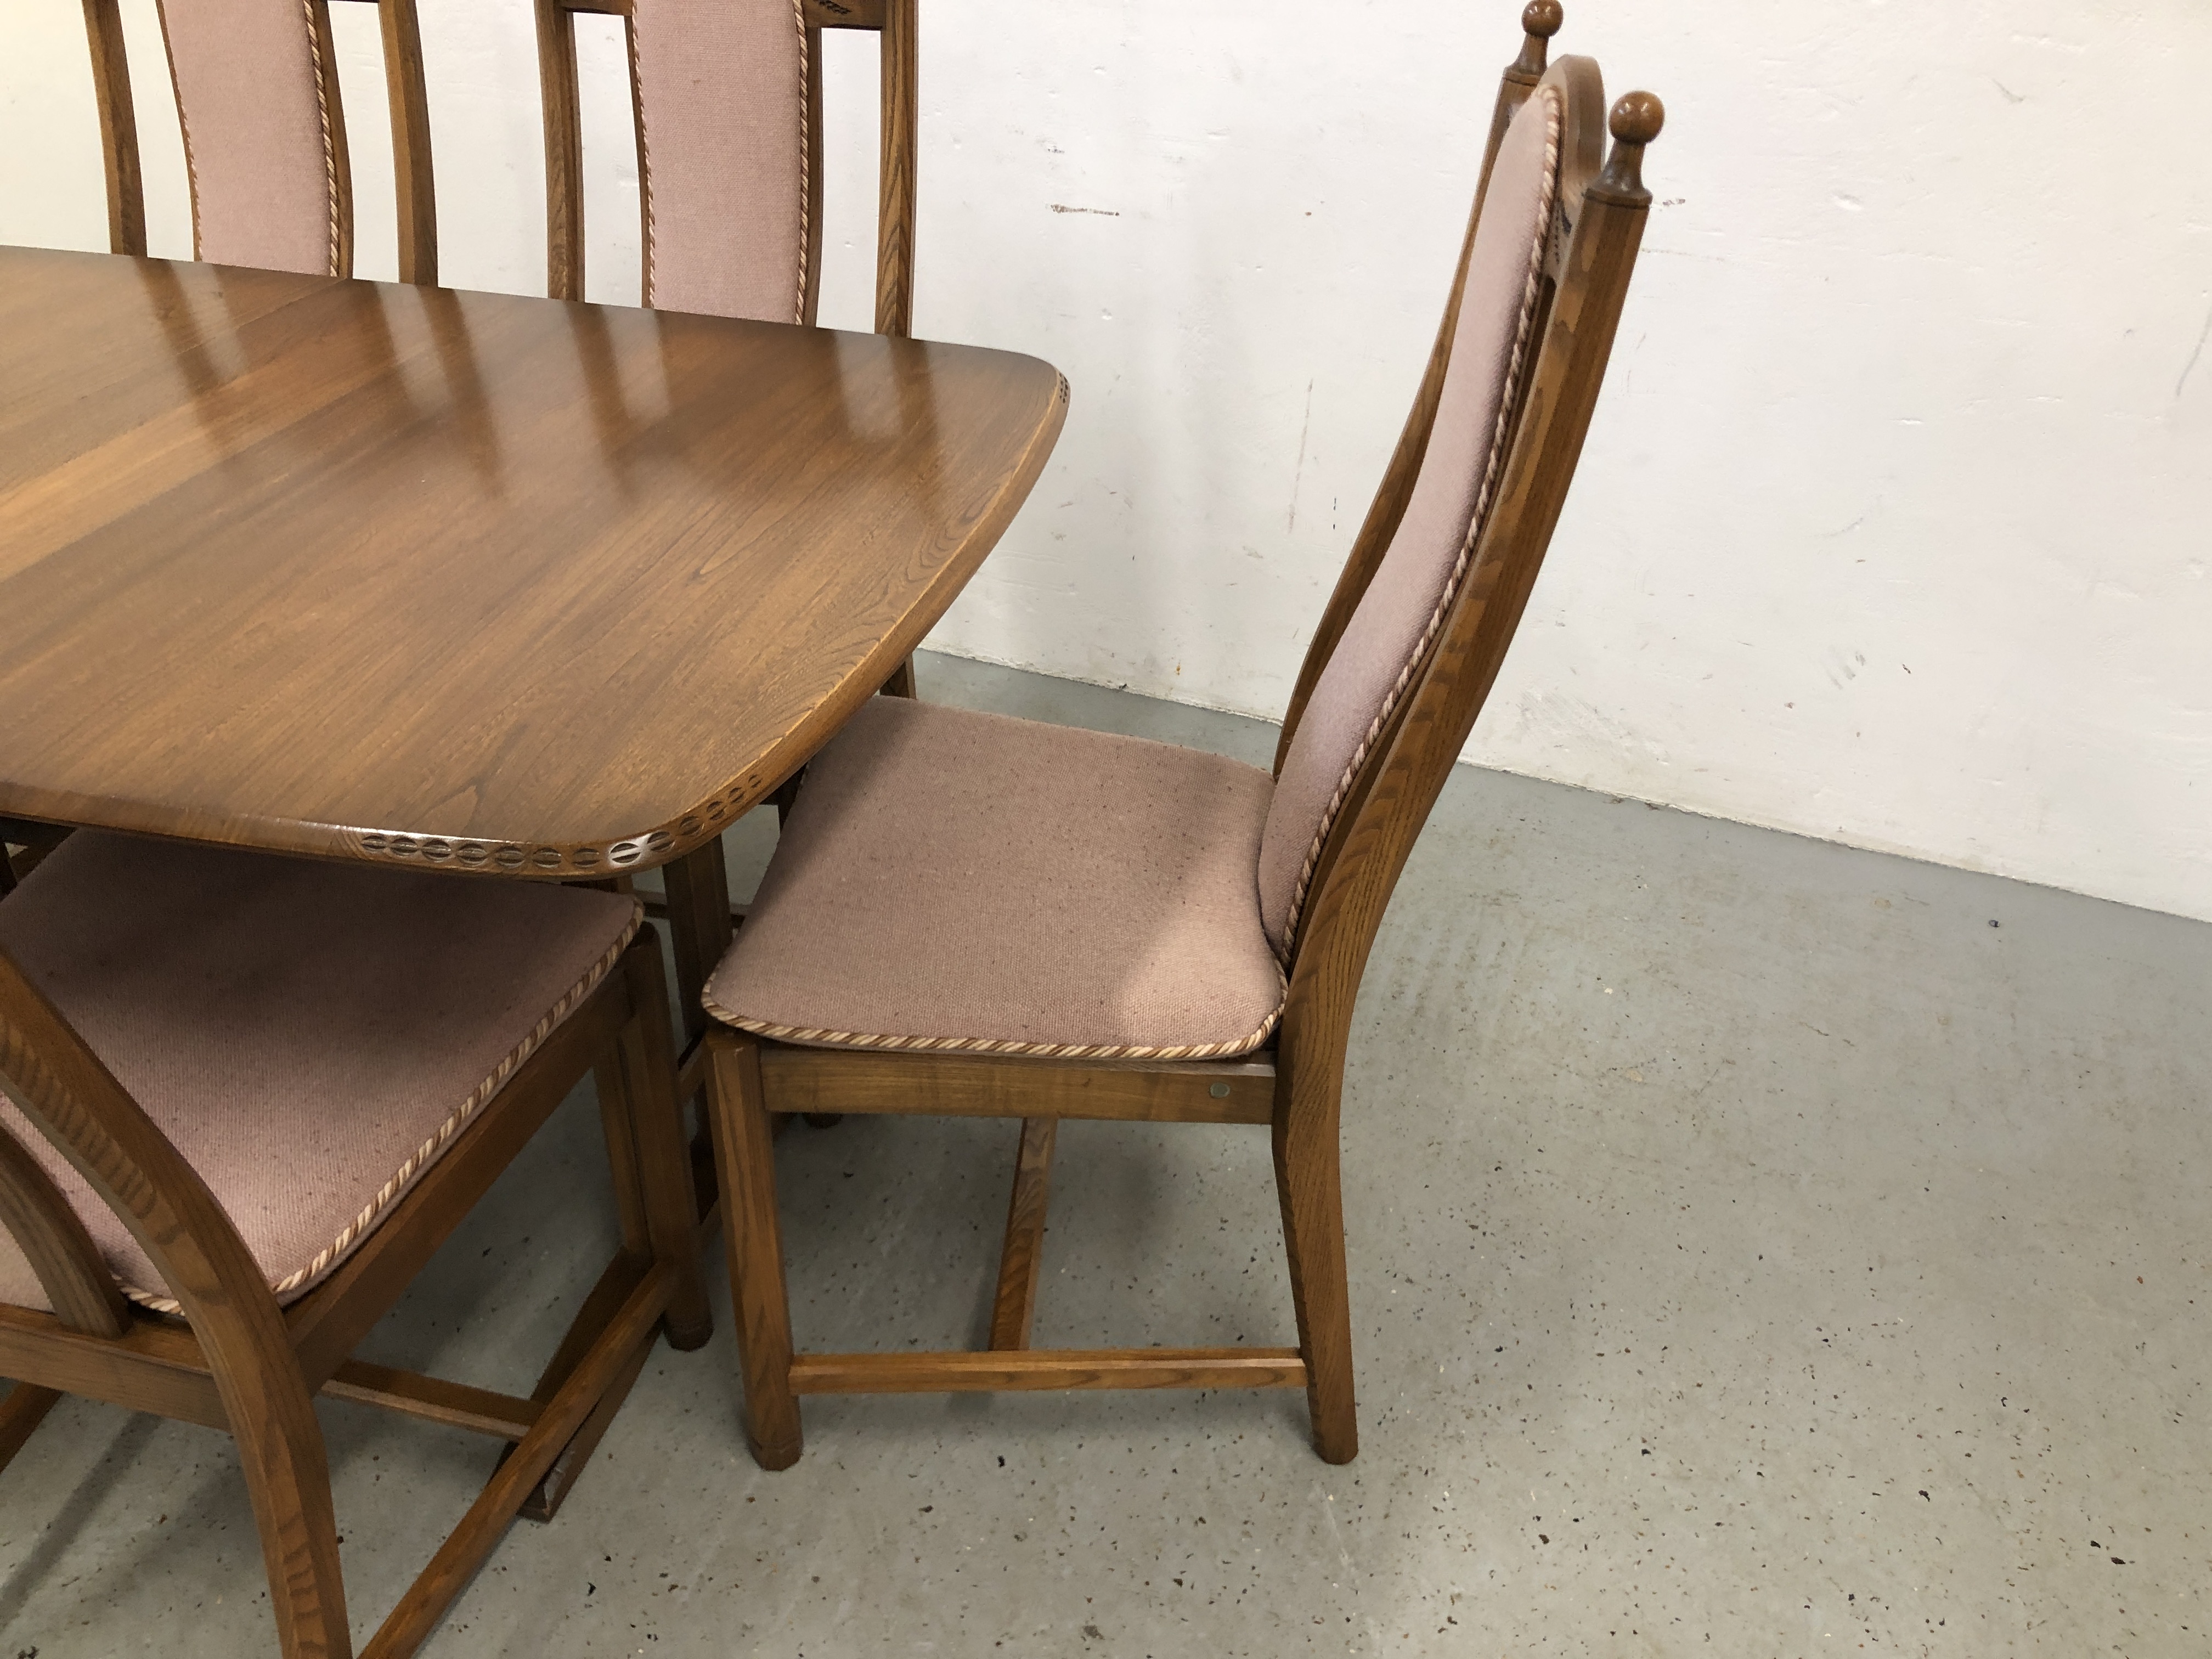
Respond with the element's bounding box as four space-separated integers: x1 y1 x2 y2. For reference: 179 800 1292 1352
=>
0 246 1067 876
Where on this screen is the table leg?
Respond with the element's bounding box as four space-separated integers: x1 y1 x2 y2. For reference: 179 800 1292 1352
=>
660 838 735 1047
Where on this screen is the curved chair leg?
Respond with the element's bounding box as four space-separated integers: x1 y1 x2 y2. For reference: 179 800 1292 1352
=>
1273 1106 1358 1465
233 1369 353 1659
706 1033 803 1469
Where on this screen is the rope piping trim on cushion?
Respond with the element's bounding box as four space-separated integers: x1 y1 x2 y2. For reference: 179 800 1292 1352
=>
156 0 204 261
793 0 811 323
699 972 1287 1063
119 901 645 1316
636 0 812 324
632 9 653 303
1276 87 1564 961
301 0 342 275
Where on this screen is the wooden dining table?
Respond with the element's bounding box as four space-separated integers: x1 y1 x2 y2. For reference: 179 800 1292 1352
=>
0 244 1066 1036
0 241 1066 1633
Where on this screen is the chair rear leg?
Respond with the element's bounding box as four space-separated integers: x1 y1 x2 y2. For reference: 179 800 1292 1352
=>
706 1034 803 1469
592 1052 652 1255
509 1249 657 1523
1273 1109 1358 1464
504 950 710 1523
364 1261 673 1659
989 1118 1057 1350
516 1334 653 1525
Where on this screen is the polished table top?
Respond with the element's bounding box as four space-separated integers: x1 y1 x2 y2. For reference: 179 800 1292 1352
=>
0 246 1066 876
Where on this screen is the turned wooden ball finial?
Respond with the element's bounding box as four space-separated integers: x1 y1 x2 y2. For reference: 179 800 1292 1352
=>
1511 1 1564 77
1609 89 1666 147
1592 90 1664 202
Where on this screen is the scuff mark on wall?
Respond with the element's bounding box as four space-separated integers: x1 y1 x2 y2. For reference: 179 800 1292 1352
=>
2176 301 2211 401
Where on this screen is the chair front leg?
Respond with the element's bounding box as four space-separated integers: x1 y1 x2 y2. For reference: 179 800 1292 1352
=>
704 1031 803 1469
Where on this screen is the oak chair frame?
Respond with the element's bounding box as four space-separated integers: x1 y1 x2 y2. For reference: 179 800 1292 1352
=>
537 0 923 703
80 0 439 283
697 3 1665 1469
0 928 709 1659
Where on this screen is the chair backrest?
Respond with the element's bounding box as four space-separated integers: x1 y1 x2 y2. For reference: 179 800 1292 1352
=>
537 0 917 332
1265 7 1661 997
81 0 438 283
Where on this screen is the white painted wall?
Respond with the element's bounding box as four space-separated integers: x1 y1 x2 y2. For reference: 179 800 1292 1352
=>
4 2 2209 921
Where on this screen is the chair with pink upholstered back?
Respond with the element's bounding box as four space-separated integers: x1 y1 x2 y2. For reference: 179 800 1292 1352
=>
81 0 438 283
0 833 709 1658
536 0 923 696
537 0 917 331
691 3 1666 1469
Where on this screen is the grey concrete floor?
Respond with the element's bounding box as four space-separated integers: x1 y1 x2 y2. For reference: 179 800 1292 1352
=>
3 651 2207 1657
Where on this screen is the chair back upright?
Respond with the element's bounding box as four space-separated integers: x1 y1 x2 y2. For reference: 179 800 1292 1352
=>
81 0 438 283
1266 8 1661 1051
538 0 918 334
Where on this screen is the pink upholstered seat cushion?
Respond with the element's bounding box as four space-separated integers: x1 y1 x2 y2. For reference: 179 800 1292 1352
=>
0 833 639 1317
703 699 1285 1059
159 0 341 276
1256 86 1564 956
632 0 810 322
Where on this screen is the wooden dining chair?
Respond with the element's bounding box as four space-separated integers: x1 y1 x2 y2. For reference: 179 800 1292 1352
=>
0 833 708 1659
688 3 1662 1469
81 0 437 281
537 0 923 698
12 8 438 903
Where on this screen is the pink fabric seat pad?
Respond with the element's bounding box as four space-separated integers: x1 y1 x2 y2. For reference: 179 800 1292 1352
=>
1257 87 1563 955
704 699 1286 1059
633 0 809 322
0 833 639 1316
160 0 338 276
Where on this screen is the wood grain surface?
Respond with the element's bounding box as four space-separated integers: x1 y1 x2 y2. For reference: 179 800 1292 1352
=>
788 1348 1308 1394
0 247 1065 873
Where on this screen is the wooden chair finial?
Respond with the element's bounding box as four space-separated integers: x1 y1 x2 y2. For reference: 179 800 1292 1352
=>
1609 89 1665 146
1511 2 1564 77
1593 91 1665 203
